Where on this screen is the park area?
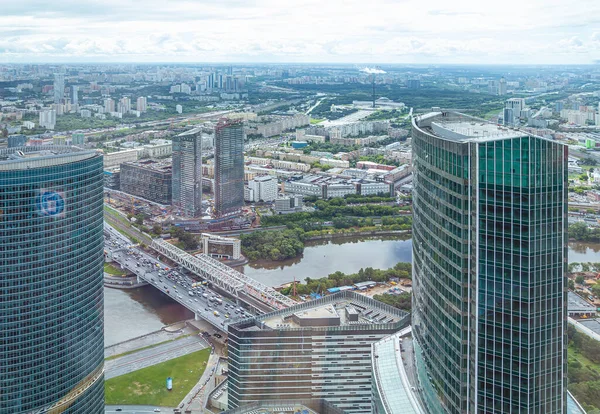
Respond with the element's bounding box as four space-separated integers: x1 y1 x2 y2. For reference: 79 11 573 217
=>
104 348 211 407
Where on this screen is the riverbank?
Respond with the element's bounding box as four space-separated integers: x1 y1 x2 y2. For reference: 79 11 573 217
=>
104 273 147 289
304 229 411 241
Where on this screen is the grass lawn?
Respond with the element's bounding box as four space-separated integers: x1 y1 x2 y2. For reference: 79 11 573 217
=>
103 263 126 276
105 347 211 406
569 344 600 372
310 118 324 124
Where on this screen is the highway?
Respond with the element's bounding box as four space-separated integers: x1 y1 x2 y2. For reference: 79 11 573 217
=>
104 224 255 330
104 335 211 379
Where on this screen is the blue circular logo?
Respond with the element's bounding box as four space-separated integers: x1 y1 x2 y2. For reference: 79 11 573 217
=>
38 191 65 217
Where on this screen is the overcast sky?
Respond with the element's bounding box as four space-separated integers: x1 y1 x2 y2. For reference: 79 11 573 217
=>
1 0 600 64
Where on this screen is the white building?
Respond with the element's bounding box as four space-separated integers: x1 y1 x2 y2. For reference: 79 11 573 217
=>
104 98 115 113
200 233 241 260
136 96 147 112
141 139 172 158
118 97 131 114
103 149 139 168
22 121 35 130
359 182 392 196
320 158 350 168
176 105 183 114
506 98 526 119
248 175 278 202
80 109 92 118
38 109 56 129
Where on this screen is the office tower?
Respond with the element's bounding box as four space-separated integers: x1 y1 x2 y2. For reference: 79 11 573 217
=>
172 128 203 217
53 73 64 103
499 77 507 95
228 291 410 414
214 119 244 217
503 107 515 126
104 98 115 113
506 98 526 119
0 146 105 413
136 96 147 112
207 73 215 90
218 74 224 89
411 111 567 414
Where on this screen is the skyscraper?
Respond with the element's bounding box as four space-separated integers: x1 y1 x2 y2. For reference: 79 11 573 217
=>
214 119 244 217
71 85 79 105
136 96 147 112
0 146 105 413
411 111 567 414
172 128 203 217
53 73 65 104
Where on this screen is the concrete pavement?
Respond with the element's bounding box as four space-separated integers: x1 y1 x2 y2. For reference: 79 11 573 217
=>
105 335 210 379
179 350 221 413
105 406 170 413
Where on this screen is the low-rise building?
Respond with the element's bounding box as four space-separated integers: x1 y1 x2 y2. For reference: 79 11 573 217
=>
274 195 304 214
103 149 139 168
200 233 241 260
248 175 278 202
120 160 172 205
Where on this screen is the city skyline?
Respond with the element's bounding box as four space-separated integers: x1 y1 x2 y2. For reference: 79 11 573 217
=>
1 0 600 64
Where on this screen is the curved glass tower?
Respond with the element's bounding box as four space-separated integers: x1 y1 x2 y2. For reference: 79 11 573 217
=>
411 112 567 414
0 146 105 413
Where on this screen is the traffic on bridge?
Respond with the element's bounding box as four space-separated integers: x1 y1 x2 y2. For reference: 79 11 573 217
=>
104 224 255 329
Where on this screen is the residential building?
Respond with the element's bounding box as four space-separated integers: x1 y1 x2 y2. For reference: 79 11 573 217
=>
227 291 410 414
104 98 115 113
39 109 56 129
103 148 139 168
498 77 507 95
53 73 65 103
248 176 278 202
80 109 92 118
0 146 105 413
176 104 183 114
411 111 567 413
172 128 203 217
215 119 245 217
72 132 85 145
505 98 526 118
120 160 172 205
503 107 515 126
118 97 131 114
136 96 147 112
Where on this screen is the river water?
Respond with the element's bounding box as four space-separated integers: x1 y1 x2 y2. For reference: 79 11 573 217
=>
103 236 599 346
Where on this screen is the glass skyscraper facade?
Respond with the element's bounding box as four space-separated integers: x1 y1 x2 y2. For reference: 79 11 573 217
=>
172 128 203 217
214 119 245 217
411 112 567 414
0 146 105 413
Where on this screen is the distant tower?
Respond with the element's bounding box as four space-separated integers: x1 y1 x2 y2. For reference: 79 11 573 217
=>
70 85 78 105
53 73 65 104
214 119 244 217
372 75 376 108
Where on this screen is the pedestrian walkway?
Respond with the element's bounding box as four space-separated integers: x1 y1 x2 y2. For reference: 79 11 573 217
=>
180 346 221 413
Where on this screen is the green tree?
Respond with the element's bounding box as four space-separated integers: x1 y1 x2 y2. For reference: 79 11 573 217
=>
576 275 586 284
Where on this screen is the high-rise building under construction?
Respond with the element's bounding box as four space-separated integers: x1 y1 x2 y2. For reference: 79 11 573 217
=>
214 119 244 217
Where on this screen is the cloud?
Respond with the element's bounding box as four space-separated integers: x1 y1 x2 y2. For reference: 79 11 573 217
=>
1 0 600 63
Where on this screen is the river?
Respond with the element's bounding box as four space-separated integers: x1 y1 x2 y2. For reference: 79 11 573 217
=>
241 236 413 287
103 237 598 346
104 285 193 347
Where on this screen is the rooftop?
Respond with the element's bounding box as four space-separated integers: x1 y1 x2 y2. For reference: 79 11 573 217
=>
0 146 100 171
232 291 409 332
122 159 172 173
568 292 596 312
430 121 523 142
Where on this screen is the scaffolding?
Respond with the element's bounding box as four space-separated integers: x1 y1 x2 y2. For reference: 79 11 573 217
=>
150 238 297 309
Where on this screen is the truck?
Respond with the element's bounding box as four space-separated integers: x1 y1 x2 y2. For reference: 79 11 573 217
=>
215 298 223 305
213 311 220 317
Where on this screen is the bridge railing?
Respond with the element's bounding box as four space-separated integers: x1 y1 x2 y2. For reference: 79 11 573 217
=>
150 238 297 309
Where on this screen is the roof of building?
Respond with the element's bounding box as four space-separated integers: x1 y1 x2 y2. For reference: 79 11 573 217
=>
0 146 100 170
372 330 426 414
568 292 596 313
231 290 409 333
122 159 172 173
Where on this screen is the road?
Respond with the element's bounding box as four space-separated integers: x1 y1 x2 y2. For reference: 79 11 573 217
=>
105 406 169 413
105 336 209 379
104 223 255 331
